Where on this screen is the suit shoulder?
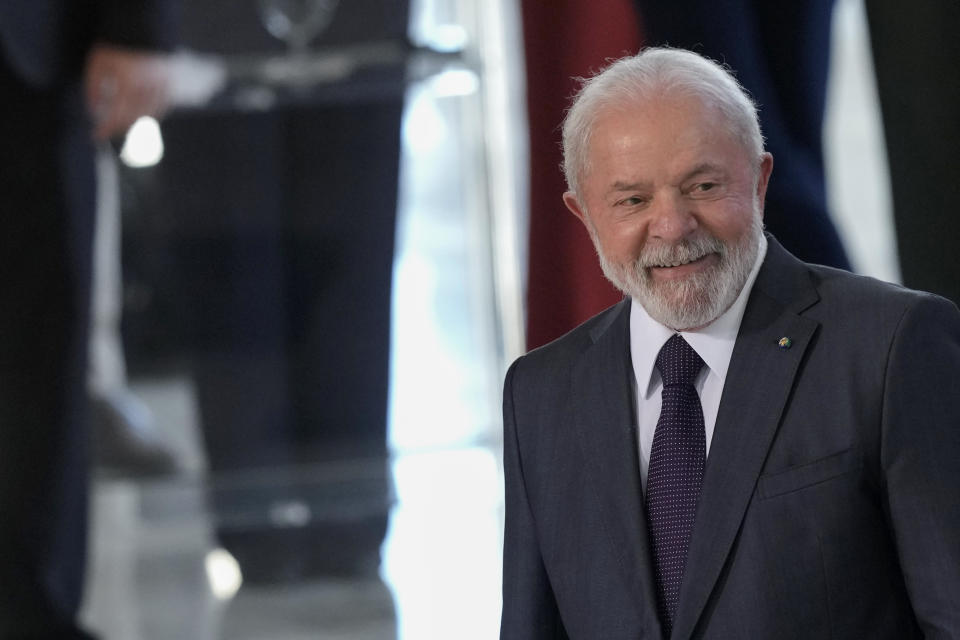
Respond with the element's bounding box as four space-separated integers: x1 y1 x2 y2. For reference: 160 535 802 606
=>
508 300 627 381
807 263 957 321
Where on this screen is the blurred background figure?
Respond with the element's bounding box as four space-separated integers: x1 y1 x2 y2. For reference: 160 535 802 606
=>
78 1 519 637
117 0 410 586
0 1 176 637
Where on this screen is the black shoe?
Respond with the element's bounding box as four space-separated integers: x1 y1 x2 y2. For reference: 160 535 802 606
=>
91 390 179 478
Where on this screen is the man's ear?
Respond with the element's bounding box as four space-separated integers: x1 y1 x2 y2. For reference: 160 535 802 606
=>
756 153 774 214
563 191 588 226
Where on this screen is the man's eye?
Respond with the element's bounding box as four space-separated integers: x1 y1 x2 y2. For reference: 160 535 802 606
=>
695 182 716 192
618 196 646 206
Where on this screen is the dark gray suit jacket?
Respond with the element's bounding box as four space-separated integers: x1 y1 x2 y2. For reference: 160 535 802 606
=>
501 237 960 639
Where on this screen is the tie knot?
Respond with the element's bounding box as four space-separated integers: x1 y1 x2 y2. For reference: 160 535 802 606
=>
656 334 704 387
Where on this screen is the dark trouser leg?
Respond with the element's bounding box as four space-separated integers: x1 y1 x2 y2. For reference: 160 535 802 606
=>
0 58 96 638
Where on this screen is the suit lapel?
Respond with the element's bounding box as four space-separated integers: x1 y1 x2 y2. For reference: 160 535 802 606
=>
672 238 820 639
571 300 663 637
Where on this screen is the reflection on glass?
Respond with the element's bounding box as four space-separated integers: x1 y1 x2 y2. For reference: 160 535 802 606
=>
257 0 340 55
119 116 164 168
205 547 243 601
382 447 503 640
386 61 505 638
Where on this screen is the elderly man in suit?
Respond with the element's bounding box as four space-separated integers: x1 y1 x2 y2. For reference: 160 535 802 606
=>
500 47 960 639
0 2 176 637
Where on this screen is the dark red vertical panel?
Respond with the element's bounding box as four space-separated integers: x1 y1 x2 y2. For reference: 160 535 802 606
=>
521 0 643 350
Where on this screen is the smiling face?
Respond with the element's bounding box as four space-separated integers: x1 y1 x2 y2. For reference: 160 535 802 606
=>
564 94 773 331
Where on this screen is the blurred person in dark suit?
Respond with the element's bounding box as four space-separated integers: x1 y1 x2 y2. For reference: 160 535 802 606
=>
501 48 960 639
633 0 850 271
0 2 177 637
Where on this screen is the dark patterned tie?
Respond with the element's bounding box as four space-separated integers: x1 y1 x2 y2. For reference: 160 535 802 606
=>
646 334 706 634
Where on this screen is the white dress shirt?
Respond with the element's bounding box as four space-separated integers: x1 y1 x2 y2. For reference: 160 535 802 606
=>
630 235 767 494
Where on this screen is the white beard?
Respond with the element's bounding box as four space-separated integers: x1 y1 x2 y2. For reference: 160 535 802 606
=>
591 212 763 331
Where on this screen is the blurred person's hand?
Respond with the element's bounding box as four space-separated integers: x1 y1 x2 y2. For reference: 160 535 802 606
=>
85 44 171 141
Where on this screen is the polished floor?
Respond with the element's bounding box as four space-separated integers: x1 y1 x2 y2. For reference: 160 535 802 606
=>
81 376 503 640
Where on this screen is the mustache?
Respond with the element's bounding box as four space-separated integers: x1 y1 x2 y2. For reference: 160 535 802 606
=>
637 234 726 269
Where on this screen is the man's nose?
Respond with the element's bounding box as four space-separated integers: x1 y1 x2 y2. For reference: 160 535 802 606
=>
648 192 697 242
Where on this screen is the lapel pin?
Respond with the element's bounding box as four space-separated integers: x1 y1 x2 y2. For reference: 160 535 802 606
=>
778 336 792 349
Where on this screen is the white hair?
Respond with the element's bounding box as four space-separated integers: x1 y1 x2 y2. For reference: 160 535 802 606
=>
561 47 765 197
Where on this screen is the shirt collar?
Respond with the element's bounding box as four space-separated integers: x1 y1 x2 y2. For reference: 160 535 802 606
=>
630 234 768 399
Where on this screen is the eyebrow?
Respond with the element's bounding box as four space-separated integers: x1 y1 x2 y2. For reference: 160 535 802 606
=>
608 180 649 192
607 163 729 193
681 162 726 182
